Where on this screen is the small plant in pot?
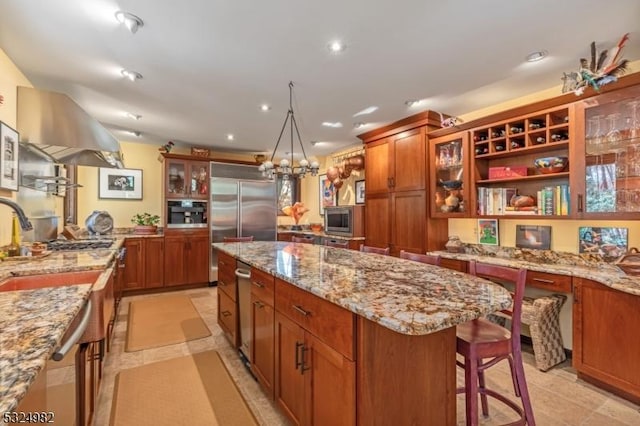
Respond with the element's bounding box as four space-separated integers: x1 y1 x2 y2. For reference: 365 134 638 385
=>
131 213 160 235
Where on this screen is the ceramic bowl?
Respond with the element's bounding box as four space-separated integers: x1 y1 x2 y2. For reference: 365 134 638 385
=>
440 180 463 190
309 223 323 232
534 156 568 174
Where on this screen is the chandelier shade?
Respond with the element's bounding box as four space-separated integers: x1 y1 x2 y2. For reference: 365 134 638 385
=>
259 82 319 180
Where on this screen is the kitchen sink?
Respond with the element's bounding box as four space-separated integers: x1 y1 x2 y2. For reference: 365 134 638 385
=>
0 270 102 292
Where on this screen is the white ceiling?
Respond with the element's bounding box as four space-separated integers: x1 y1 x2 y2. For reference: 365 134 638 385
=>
1 0 640 161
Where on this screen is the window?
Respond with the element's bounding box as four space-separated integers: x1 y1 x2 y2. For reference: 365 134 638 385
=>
276 174 301 215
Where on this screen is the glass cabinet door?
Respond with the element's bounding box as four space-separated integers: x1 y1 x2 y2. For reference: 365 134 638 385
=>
430 132 469 217
579 86 640 216
166 158 189 198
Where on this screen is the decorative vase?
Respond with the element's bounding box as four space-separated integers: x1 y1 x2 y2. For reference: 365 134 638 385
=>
445 235 464 253
133 225 158 235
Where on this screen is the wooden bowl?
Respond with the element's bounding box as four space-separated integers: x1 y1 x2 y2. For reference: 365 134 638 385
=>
534 156 568 174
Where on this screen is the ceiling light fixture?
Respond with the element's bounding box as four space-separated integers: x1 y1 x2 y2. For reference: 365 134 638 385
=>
115 11 144 34
322 121 343 128
328 40 346 54
525 50 548 62
405 99 422 107
121 69 143 81
125 112 141 120
259 81 319 181
126 130 141 137
353 122 366 129
353 106 378 117
226 134 234 141
260 104 271 111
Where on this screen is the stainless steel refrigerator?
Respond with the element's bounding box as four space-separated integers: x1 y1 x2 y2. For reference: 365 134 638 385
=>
209 162 277 282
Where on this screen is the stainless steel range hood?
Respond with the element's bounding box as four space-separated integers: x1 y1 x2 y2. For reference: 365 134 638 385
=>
17 86 124 168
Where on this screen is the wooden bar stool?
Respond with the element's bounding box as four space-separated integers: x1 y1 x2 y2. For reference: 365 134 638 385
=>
456 261 535 426
399 250 441 266
359 244 390 255
223 236 254 242
291 235 315 244
324 239 349 248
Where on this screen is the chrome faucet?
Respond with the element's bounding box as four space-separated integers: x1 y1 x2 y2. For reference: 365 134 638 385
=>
0 198 33 231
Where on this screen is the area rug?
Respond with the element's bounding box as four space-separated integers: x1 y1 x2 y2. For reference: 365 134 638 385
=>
125 295 211 352
110 351 257 426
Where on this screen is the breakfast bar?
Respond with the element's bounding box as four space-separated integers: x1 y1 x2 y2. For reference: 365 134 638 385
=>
214 241 512 425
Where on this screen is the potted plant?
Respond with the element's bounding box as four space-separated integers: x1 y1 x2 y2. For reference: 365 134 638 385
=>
131 212 160 235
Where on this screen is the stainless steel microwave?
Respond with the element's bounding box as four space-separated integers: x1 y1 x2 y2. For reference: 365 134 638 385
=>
324 205 365 237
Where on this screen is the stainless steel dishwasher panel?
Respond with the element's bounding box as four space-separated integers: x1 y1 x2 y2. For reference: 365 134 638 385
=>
235 262 252 363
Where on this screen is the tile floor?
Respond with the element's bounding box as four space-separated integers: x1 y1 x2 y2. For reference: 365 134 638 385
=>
48 287 640 425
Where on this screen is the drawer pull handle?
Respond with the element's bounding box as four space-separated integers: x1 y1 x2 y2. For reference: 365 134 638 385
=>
300 346 310 374
219 280 226 286
292 305 310 316
532 278 555 284
295 341 304 369
254 301 264 309
252 281 264 288
222 310 232 317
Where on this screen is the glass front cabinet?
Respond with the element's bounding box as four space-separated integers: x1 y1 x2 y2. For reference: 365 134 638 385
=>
164 156 210 201
429 131 470 217
573 85 640 218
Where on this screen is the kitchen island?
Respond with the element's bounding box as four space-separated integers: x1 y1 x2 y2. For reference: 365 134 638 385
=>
214 241 512 425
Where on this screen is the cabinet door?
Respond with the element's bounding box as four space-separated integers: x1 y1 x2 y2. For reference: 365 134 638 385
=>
144 238 164 288
218 288 238 347
187 160 210 200
123 239 144 290
165 158 190 199
186 235 210 284
392 128 425 191
364 138 391 194
304 333 356 426
390 190 425 256
275 313 306 425
364 193 390 249
430 131 470 217
573 278 640 399
251 293 275 398
163 235 186 286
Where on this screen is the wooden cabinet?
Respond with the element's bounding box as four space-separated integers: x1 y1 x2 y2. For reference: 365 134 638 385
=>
217 251 238 346
164 229 209 287
163 153 210 201
363 123 447 255
573 278 640 403
472 106 572 217
250 267 275 398
274 278 356 425
122 237 165 291
430 131 470 217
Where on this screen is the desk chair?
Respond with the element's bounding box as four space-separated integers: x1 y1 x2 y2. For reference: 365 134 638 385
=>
399 250 441 266
359 244 390 255
292 236 315 244
324 239 349 248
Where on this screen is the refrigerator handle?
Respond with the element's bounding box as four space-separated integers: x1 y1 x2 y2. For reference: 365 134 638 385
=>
238 183 243 236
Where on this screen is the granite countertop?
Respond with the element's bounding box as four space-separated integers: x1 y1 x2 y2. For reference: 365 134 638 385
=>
213 241 512 335
429 245 640 297
277 229 365 241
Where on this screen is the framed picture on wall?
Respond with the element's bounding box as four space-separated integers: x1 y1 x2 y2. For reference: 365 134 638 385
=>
98 167 143 200
319 174 337 215
515 225 551 250
355 180 365 204
477 219 499 245
578 226 628 259
0 121 19 191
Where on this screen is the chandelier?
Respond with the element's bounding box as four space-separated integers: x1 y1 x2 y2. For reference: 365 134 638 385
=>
259 81 319 180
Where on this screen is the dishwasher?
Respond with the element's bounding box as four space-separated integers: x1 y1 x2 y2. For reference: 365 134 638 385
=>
235 262 252 367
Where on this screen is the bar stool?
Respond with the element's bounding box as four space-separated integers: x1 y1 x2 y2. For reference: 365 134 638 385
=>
324 239 349 248
292 235 315 244
223 236 254 242
456 261 535 426
359 244 390 255
399 250 441 266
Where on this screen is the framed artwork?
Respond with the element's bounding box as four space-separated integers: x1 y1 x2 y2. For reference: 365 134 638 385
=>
477 219 499 245
0 122 19 191
98 167 143 200
516 225 551 250
355 180 365 204
319 174 337 215
579 226 628 259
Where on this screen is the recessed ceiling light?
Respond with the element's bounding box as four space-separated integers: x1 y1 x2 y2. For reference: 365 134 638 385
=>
226 134 234 141
328 40 346 54
322 121 343 128
405 99 422 107
353 106 378 117
525 50 548 62
260 104 271 111
353 122 366 129
125 112 141 120
115 11 144 34
121 69 143 81
125 130 141 137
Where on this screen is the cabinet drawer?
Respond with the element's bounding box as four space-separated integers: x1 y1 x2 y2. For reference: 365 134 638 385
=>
440 258 467 273
218 268 237 300
275 278 355 360
218 288 238 347
526 270 572 293
250 267 274 306
218 251 237 276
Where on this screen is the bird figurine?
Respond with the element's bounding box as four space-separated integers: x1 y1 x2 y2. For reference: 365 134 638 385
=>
159 140 175 153
565 33 630 96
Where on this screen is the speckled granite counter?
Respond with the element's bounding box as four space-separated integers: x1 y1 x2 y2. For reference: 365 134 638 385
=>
429 245 640 297
213 241 512 335
277 228 365 241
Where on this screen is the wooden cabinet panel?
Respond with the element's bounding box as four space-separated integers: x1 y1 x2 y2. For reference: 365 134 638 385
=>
364 193 390 249
251 267 275 306
390 190 425 256
164 230 209 287
392 129 425 191
163 235 185 287
275 312 306 425
527 270 572 293
218 285 238 347
186 234 209 284
144 238 164 288
278 233 293 242
573 278 640 403
439 258 468 272
123 238 143 290
251 292 275 398
364 138 391 194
